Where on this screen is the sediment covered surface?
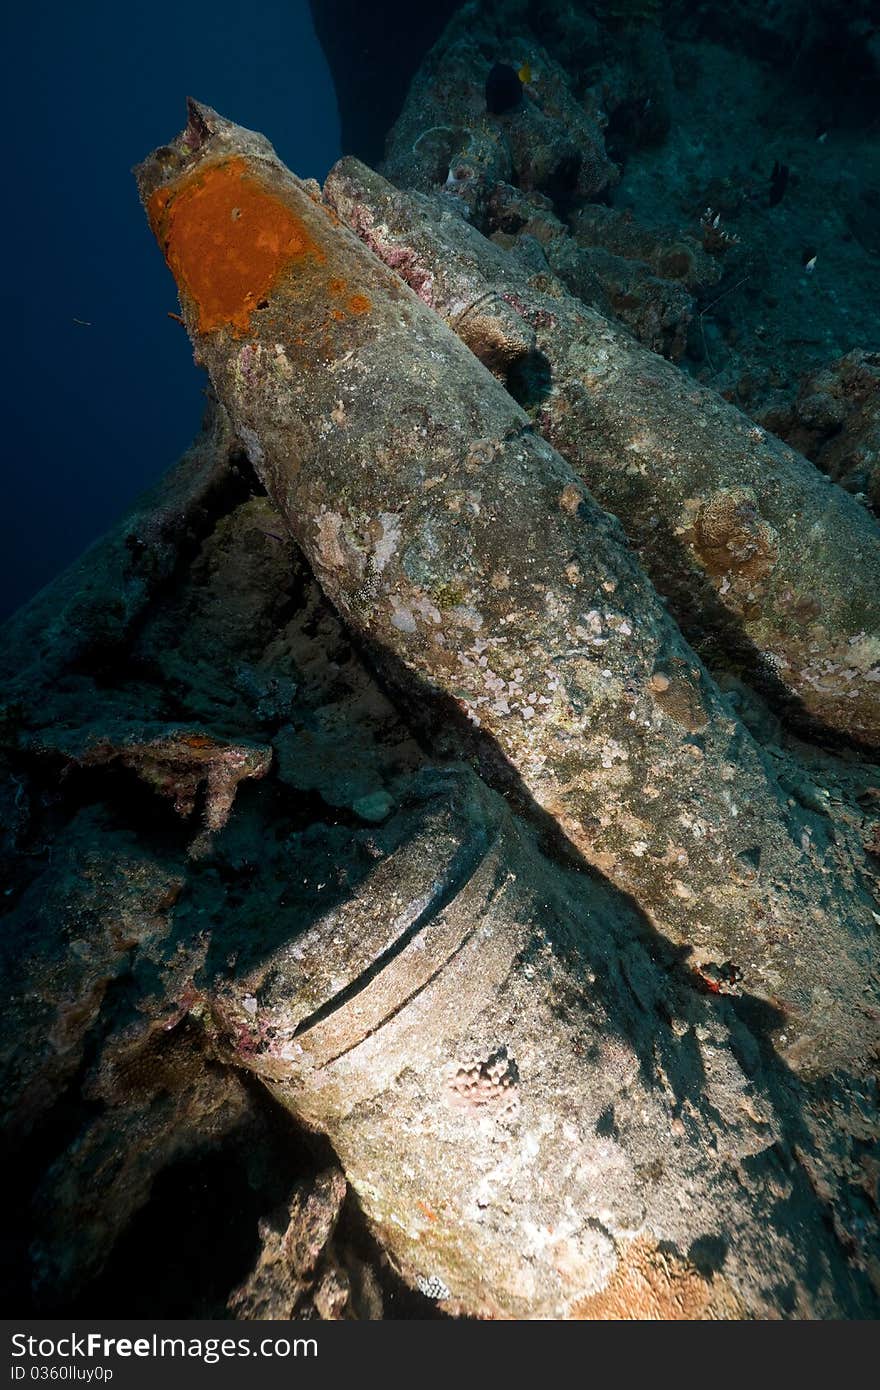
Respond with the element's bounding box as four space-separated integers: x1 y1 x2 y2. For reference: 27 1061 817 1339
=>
2 0 879 1320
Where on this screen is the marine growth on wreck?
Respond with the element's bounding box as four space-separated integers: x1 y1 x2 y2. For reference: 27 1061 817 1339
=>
1 0 879 1326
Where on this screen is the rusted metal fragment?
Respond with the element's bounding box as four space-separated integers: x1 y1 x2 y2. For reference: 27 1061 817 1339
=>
21 723 271 856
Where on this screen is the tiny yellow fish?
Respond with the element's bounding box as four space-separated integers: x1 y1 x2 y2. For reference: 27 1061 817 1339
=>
518 62 532 84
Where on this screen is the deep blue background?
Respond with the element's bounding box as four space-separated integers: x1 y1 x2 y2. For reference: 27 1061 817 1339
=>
1 1 339 621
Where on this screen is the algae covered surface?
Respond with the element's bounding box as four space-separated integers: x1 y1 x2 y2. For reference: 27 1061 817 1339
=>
1 0 879 1320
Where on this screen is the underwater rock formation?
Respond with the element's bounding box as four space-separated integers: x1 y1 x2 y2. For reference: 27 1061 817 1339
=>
375 3 879 447
760 350 880 513
228 1166 385 1320
382 28 617 216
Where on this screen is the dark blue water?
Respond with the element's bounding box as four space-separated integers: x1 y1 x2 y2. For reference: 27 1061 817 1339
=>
1 0 339 621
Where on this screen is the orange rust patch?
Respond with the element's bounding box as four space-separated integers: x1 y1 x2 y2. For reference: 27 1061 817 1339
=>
571 1238 741 1320
148 156 324 336
327 276 347 296
348 293 371 316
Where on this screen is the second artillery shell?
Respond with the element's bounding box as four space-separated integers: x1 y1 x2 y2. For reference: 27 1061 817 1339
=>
322 157 880 750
